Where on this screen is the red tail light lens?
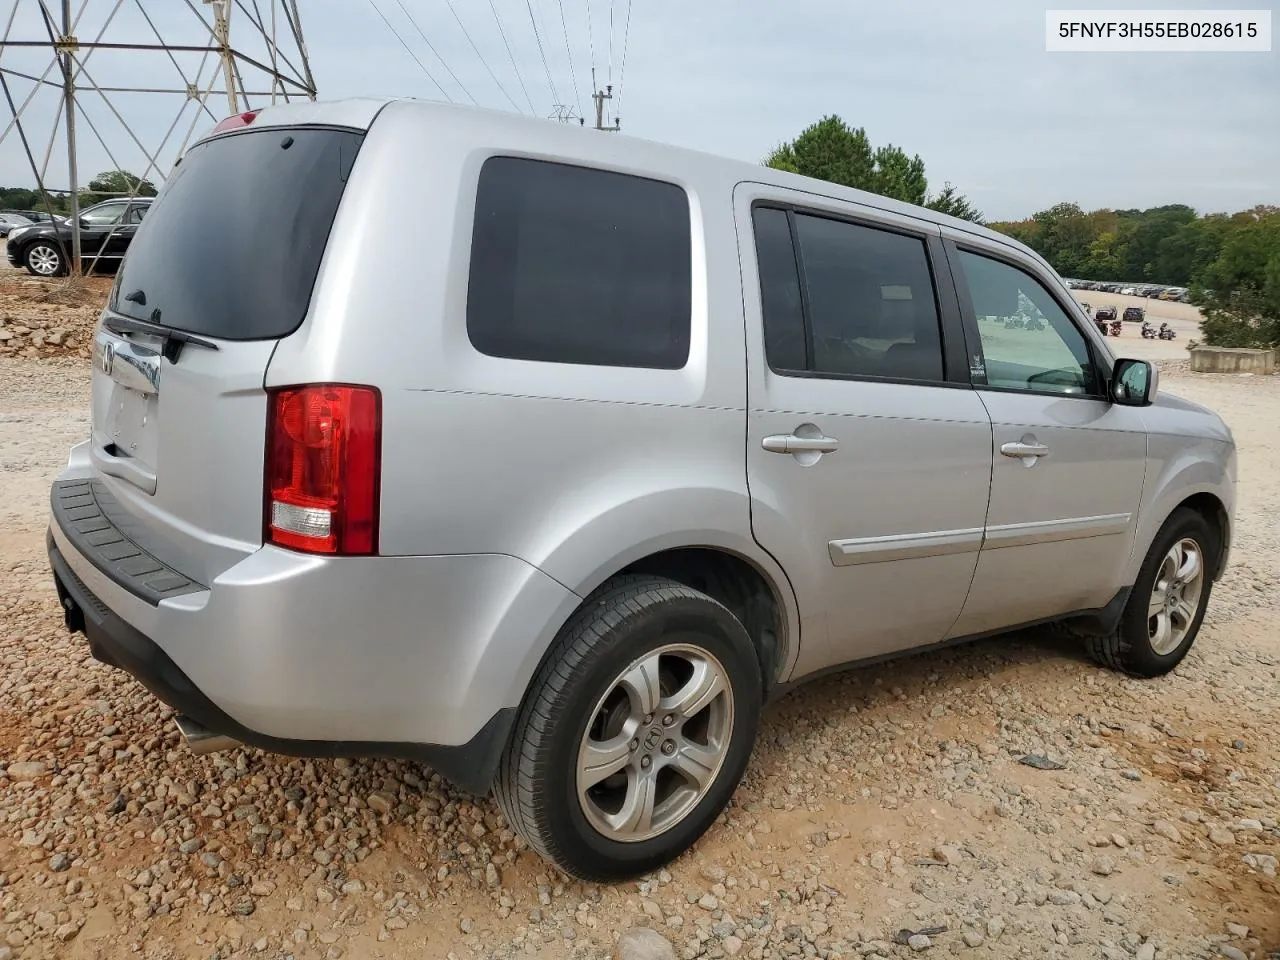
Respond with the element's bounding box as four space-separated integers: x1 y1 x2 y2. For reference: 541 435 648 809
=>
265 385 381 555
212 110 260 135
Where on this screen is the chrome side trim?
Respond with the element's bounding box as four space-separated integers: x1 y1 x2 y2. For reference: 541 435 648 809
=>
829 527 985 566
95 328 161 395
983 513 1131 549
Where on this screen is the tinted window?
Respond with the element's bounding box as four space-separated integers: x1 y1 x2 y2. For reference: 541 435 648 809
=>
467 157 691 369
112 127 364 339
792 214 944 381
751 207 807 371
958 251 1096 395
82 203 126 226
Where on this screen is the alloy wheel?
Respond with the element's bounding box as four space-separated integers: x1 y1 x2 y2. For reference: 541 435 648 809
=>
576 643 734 843
1147 537 1204 655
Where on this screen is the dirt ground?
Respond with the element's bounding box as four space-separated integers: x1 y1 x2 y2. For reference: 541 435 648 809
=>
1 275 1278 960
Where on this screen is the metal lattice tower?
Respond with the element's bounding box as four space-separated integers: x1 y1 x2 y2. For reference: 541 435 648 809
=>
0 0 316 271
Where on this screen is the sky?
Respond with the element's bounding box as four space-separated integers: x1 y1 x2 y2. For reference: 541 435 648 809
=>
1 0 1277 221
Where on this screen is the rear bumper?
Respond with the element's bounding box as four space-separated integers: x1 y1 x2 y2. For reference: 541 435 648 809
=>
49 530 518 793
48 478 581 794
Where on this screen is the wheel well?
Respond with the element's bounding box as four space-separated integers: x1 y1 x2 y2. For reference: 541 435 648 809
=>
1176 492 1229 578
619 548 787 690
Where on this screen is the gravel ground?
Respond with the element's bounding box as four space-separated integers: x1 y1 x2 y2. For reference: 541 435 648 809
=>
1 343 1278 959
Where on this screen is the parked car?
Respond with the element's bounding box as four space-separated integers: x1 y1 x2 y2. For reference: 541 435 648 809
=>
5 196 152 276
1095 306 1118 321
1123 306 1146 322
1159 288 1184 301
46 99 1237 881
2 207 65 223
0 212 32 238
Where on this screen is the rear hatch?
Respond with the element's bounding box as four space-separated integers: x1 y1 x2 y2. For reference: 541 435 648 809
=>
81 120 366 587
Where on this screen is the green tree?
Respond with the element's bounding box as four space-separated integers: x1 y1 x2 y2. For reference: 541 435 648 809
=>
1028 203 1095 277
871 144 927 206
765 115 981 220
925 182 983 223
765 116 876 193
85 169 158 202
1196 211 1280 348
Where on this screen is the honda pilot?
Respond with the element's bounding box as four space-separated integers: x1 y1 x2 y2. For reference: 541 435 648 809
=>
48 98 1236 881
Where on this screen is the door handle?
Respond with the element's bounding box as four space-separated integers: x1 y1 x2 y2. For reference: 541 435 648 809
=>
1000 441 1050 458
762 434 840 454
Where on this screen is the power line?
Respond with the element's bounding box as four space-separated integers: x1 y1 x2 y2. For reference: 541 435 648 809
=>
365 0 453 102
584 0 596 81
524 0 558 108
614 0 631 118
554 0 581 118
486 0 535 114
607 0 612 85
393 0 477 105
439 0 523 113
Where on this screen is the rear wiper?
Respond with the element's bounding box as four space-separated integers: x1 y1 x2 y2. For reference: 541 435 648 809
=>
103 313 219 363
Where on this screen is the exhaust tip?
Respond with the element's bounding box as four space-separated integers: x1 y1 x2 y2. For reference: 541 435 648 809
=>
174 715 241 756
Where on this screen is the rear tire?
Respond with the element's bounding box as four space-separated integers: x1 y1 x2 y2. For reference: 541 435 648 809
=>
24 242 65 277
493 574 762 881
1079 508 1217 677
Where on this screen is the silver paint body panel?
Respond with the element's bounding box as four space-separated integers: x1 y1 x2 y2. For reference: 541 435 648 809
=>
50 98 1236 752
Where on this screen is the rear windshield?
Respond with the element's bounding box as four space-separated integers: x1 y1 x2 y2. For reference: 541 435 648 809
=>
111 126 364 340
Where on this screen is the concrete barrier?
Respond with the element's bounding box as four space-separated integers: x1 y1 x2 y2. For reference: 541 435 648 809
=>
1189 346 1276 375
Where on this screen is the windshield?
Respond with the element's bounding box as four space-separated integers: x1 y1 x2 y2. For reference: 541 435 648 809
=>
111 125 364 340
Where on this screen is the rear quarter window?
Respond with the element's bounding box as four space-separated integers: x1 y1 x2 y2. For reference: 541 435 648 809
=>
466 157 692 369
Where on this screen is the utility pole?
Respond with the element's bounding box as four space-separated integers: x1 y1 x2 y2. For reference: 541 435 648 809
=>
58 0 80 274
208 0 239 114
590 69 619 132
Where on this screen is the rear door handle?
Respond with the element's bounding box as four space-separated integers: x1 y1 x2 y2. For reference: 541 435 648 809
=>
1001 441 1050 458
762 434 840 454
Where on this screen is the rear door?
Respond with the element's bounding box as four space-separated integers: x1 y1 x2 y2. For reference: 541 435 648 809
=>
76 201 127 263
736 184 994 678
943 237 1147 637
84 124 365 586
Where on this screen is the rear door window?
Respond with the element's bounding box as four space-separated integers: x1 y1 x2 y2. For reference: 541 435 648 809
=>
753 207 946 382
466 157 692 369
111 127 364 340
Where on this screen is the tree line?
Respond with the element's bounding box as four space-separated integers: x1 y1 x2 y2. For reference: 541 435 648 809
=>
987 203 1279 348
761 115 1277 349
0 169 157 214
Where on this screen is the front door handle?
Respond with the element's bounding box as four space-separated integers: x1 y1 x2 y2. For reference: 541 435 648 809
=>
762 434 840 454
1001 441 1050 459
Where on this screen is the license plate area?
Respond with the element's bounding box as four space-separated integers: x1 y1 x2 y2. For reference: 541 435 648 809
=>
103 385 159 467
93 327 162 481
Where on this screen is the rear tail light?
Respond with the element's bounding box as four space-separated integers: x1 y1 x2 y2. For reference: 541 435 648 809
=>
265 384 381 556
212 110 260 135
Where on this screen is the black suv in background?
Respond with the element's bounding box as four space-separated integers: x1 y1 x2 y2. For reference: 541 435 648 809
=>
1123 306 1146 322
5 197 152 276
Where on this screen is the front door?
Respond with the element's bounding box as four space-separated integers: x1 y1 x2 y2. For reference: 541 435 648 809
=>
736 185 995 678
945 240 1147 637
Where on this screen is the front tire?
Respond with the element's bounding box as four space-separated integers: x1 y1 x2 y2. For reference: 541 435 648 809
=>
493 575 762 881
1083 508 1217 677
24 242 65 277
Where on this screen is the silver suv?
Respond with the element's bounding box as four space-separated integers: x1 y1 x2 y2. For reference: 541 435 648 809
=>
47 99 1236 881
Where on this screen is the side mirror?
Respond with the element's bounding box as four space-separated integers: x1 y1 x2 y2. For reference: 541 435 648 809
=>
1111 358 1158 406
